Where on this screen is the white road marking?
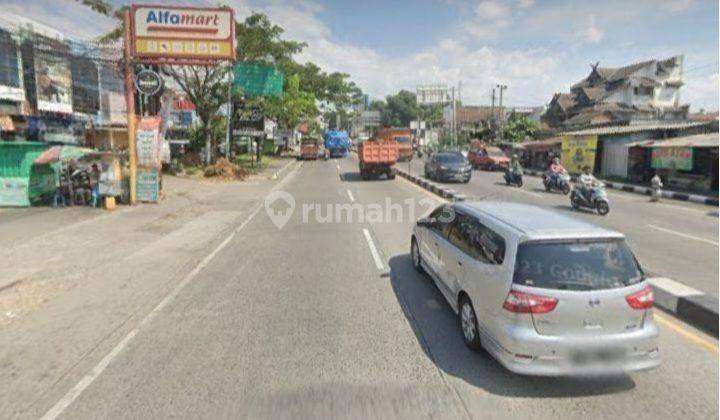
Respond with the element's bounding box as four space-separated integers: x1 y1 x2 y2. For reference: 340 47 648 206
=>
648 277 703 297
647 224 719 246
41 163 303 420
336 163 340 170
513 188 543 198
363 228 385 270
347 189 355 202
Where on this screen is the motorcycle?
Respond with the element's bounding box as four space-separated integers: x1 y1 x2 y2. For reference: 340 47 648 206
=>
570 183 610 215
504 169 523 187
543 171 572 194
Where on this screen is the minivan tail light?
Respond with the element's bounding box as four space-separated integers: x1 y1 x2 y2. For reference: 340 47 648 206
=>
503 290 558 314
626 285 654 310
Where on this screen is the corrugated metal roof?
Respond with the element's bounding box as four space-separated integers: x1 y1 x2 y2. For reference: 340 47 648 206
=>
628 133 719 148
562 121 709 136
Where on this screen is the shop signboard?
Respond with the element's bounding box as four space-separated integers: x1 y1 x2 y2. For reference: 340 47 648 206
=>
136 116 163 168
35 50 73 114
561 134 598 173
651 147 693 171
136 169 160 202
131 5 236 62
232 63 284 98
0 28 24 102
232 102 264 137
135 69 163 96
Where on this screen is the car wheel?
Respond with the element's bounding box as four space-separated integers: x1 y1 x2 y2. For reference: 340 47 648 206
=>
459 296 482 351
411 238 423 273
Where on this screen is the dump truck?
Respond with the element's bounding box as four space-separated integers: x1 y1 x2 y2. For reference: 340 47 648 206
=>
375 128 413 161
323 130 350 158
358 139 399 180
299 137 320 160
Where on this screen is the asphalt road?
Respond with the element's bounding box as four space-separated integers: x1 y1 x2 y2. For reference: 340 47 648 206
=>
28 155 718 419
403 156 720 297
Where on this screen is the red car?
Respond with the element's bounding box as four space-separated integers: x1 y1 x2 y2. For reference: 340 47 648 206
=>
468 145 510 171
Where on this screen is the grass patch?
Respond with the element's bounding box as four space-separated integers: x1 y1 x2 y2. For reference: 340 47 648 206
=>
234 154 279 173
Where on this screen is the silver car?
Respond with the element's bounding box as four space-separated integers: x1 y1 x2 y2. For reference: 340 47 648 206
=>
410 202 660 376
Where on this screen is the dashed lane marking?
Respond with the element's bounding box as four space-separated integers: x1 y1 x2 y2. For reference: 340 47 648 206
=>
647 224 718 246
362 228 385 270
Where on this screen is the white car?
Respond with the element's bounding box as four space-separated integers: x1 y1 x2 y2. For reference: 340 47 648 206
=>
410 202 660 376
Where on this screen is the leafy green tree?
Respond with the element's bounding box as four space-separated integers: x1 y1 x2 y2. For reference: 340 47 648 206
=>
235 13 306 66
502 111 539 142
264 74 317 128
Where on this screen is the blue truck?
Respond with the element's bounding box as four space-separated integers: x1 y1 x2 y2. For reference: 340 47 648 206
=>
323 131 350 158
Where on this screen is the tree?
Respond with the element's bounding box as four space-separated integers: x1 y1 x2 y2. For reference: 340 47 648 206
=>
236 13 306 66
502 111 540 142
264 74 317 128
163 65 231 164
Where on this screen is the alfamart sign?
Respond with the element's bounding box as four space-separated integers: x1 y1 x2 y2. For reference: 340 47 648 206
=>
131 5 236 62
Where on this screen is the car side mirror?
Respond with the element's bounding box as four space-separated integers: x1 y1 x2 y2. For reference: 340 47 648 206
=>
417 217 437 227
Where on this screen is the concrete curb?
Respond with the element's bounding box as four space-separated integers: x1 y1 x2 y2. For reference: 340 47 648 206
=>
396 167 719 336
522 169 718 207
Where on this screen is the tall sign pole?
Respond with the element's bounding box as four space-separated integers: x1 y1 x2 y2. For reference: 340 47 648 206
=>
124 9 137 204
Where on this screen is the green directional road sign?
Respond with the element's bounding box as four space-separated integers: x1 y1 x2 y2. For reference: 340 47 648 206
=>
233 63 284 98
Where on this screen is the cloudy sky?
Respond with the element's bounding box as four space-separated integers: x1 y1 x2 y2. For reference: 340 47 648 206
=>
4 0 719 110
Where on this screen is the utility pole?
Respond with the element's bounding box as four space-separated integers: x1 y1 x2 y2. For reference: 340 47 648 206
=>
123 9 137 204
225 69 232 159
496 84 507 140
451 86 457 147
490 88 495 137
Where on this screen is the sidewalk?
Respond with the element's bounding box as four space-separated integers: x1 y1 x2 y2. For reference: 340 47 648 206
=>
521 168 718 206
0 158 298 417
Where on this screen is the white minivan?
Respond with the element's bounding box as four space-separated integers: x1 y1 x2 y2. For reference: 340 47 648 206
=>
410 201 660 376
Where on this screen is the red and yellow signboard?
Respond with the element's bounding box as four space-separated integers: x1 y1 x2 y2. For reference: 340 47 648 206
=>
131 5 236 63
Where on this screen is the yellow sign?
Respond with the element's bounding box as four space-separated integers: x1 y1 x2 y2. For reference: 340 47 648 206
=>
561 135 598 173
131 5 236 62
135 39 233 58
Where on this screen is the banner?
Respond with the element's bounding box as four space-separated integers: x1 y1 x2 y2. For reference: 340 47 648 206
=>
0 28 24 102
561 135 598 173
233 63 283 98
132 5 236 62
136 116 163 168
651 147 693 171
35 50 73 114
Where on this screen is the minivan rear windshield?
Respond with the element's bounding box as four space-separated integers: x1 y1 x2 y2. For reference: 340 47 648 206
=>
513 240 643 291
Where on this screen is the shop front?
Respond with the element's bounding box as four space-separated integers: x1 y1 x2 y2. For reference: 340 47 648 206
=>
630 133 718 193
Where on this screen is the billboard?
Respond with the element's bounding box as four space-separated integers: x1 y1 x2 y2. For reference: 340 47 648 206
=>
651 147 693 171
561 135 598 173
132 5 236 62
360 110 381 127
0 28 24 102
233 63 284 98
417 85 448 105
35 50 73 114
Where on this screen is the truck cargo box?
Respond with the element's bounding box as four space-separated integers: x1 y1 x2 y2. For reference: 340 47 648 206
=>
358 140 399 164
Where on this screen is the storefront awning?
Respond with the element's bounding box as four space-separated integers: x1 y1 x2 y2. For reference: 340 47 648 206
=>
517 137 562 152
628 133 719 148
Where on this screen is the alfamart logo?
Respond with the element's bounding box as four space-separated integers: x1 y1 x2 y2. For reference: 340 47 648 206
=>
264 191 438 230
145 10 222 27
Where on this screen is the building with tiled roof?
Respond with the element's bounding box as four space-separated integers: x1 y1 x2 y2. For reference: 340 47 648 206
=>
543 56 688 128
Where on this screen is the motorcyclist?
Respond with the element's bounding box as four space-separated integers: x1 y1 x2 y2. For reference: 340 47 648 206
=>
650 172 663 202
547 157 566 185
578 166 602 201
510 154 523 174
